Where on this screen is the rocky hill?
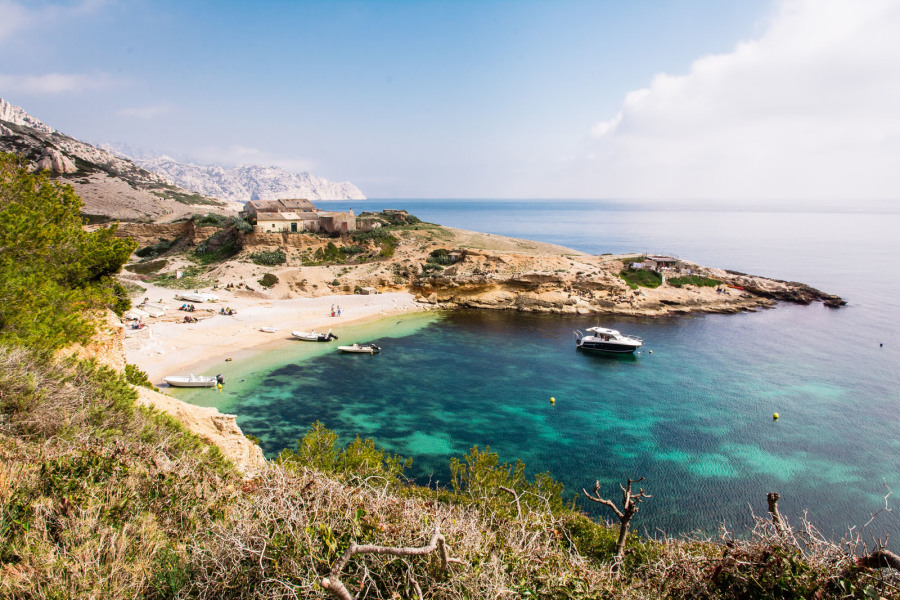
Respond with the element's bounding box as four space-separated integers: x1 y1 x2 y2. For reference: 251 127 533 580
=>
129 155 366 203
0 98 228 222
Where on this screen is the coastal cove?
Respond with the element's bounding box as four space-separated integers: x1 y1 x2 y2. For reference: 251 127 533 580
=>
168 201 900 539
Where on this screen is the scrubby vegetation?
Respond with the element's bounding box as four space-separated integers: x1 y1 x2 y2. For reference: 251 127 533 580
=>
619 268 663 289
150 265 216 290
135 238 176 259
258 273 278 288
125 258 167 274
248 248 287 266
2 351 896 598
194 226 244 264
351 227 400 258
667 274 722 288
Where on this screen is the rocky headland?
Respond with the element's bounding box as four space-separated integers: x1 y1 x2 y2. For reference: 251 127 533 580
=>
117 221 844 320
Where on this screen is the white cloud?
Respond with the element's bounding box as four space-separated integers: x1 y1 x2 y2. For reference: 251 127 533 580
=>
117 104 175 120
0 72 118 94
0 1 29 43
0 0 108 44
576 0 900 201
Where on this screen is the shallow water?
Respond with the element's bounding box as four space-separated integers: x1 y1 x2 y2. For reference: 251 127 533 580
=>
174 201 900 538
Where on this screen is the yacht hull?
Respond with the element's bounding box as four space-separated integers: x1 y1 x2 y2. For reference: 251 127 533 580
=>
577 341 639 354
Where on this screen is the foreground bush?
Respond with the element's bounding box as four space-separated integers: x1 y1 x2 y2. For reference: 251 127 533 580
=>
0 153 136 351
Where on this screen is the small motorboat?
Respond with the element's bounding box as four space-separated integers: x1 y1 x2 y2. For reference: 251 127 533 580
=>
174 292 219 303
259 326 279 333
164 374 224 388
292 329 338 342
338 343 380 354
574 327 643 354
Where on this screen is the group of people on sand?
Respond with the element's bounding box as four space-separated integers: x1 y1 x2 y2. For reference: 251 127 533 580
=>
179 303 196 312
182 315 198 323
220 307 237 316
330 304 342 317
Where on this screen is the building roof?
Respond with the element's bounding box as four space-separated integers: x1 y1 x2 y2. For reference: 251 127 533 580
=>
256 211 319 221
246 199 317 213
647 255 677 262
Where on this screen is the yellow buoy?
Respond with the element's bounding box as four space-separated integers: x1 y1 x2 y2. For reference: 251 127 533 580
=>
773 412 779 420
550 397 556 404
217 383 223 389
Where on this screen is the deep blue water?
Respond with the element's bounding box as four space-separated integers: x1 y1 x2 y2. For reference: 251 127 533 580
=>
208 200 900 538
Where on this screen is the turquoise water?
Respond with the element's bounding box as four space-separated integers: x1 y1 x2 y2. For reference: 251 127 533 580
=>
177 201 900 538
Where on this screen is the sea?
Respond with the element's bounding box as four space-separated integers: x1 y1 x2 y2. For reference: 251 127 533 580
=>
176 200 900 540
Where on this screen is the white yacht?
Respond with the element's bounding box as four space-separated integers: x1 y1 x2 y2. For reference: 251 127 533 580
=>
574 327 643 354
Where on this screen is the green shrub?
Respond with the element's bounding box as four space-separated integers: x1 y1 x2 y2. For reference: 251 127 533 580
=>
619 268 663 289
427 248 458 265
135 238 175 258
258 273 278 288
350 227 399 258
192 213 228 227
277 421 411 483
125 259 167 274
449 445 566 517
150 265 215 290
125 363 156 390
248 248 287 266
667 274 721 288
194 227 243 263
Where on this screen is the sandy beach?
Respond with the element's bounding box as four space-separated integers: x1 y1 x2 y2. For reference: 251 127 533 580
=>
124 280 425 385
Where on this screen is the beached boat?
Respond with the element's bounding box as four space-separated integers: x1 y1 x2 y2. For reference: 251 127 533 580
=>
163 374 224 388
292 329 338 342
139 301 168 317
174 292 219 303
338 343 380 354
574 327 643 354
259 326 279 333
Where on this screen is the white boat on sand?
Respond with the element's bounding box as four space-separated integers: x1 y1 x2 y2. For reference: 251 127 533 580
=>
574 327 643 354
164 374 224 388
259 326 279 333
338 343 380 354
292 329 338 342
174 292 219 303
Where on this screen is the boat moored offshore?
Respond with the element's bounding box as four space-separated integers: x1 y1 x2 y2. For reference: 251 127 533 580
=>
574 327 643 354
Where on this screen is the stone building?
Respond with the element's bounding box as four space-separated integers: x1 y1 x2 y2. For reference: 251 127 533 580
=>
240 199 356 234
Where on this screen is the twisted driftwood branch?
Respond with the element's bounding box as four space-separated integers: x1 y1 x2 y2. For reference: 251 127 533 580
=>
322 527 463 600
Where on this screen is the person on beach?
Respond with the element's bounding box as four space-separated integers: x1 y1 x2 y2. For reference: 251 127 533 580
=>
331 304 335 317
337 305 342 317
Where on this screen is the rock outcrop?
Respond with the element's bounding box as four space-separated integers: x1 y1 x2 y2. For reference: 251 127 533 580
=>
33 147 77 174
134 387 267 477
0 98 226 221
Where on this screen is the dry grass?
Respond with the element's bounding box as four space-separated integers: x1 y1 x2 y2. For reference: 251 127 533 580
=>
1 345 897 599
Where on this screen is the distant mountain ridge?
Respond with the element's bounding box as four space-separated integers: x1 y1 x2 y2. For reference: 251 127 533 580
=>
0 98 226 222
129 155 367 203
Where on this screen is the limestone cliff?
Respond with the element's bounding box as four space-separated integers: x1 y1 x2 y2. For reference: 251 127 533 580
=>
78 308 266 476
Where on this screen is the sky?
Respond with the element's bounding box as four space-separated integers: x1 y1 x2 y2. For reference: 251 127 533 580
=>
1 0 898 202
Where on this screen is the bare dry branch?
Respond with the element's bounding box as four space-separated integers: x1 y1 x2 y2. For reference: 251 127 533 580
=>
767 492 785 534
322 527 462 600
499 485 522 518
859 548 900 571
